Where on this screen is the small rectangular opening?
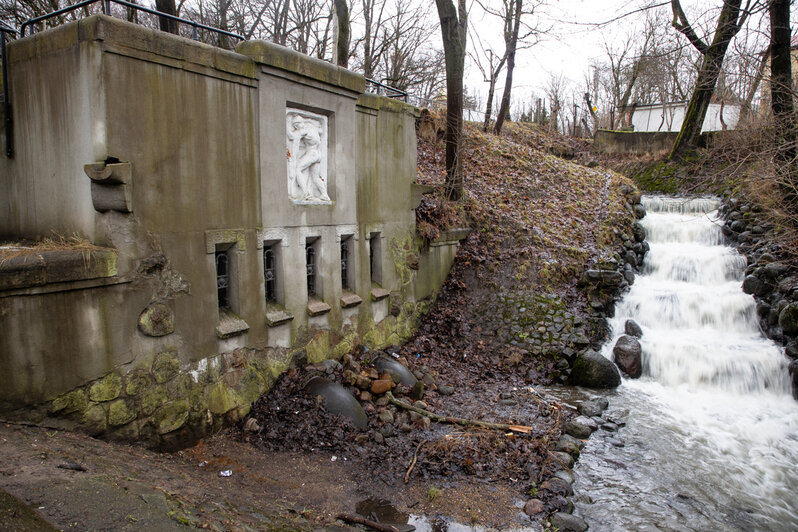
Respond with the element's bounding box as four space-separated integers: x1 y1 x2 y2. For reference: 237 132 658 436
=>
215 248 231 309
369 233 382 286
306 237 321 298
263 241 280 303
340 235 353 291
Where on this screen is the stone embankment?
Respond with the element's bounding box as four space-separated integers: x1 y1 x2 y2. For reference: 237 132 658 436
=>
568 185 649 388
720 199 798 396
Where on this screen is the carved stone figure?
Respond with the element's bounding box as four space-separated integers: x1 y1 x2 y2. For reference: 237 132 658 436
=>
286 110 330 203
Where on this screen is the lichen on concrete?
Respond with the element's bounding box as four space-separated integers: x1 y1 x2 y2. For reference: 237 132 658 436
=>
89 373 123 402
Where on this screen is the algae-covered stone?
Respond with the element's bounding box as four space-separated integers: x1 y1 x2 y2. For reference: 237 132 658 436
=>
779 303 798 335
167 373 193 398
233 367 266 403
108 399 137 426
49 389 88 414
153 400 190 434
125 370 155 396
206 382 238 415
89 373 123 402
83 403 108 435
152 351 180 384
570 350 621 388
137 302 175 337
141 384 168 416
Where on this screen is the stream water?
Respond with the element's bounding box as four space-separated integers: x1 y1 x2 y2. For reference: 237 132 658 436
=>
566 196 798 531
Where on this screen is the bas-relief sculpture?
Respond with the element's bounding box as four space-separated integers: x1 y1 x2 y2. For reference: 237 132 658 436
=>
286 110 331 204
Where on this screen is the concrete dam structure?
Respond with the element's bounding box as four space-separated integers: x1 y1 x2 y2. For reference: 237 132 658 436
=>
0 15 463 448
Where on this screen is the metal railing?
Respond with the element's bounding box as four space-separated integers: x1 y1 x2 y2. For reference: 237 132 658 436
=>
19 0 244 42
365 78 408 102
1 22 15 158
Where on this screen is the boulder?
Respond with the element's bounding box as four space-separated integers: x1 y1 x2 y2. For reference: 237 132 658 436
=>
523 499 544 516
613 335 643 378
541 477 573 496
631 221 647 242
633 204 646 219
549 512 588 532
577 397 609 417
779 303 798 336
742 275 770 297
565 416 596 439
570 350 621 388
624 319 643 338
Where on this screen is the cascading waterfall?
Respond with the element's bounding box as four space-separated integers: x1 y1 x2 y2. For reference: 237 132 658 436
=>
569 196 798 531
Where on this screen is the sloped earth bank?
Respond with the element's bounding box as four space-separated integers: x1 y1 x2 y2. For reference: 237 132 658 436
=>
0 123 641 531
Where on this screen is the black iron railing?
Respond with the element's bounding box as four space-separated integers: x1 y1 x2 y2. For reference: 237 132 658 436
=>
365 78 408 102
1 23 15 158
19 0 244 42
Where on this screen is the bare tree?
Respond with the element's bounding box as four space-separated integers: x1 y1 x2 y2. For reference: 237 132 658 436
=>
155 0 179 34
669 0 754 159
769 0 795 199
435 0 467 201
490 0 543 134
469 31 507 132
333 0 349 67
545 73 566 133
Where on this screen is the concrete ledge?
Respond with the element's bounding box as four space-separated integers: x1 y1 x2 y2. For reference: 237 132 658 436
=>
215 309 249 338
307 299 332 316
0 248 117 290
370 286 390 301
431 228 470 247
12 15 256 81
265 304 293 326
237 40 364 94
357 93 419 116
340 292 362 308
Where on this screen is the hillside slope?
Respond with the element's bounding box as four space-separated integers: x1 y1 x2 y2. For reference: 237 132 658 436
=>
409 121 640 383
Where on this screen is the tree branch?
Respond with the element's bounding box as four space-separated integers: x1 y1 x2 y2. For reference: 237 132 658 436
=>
670 0 708 54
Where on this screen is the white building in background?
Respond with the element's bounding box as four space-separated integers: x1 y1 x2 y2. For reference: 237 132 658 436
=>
630 101 741 133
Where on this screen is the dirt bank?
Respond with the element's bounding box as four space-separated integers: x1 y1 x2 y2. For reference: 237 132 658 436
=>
0 122 639 531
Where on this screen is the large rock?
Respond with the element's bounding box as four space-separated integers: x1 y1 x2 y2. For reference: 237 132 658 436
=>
565 416 596 439
613 335 642 378
779 303 798 336
570 350 621 388
549 512 588 532
624 319 643 338
631 221 647 242
742 275 770 297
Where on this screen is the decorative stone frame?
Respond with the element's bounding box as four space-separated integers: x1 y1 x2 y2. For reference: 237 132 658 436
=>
257 228 294 327
285 108 331 205
336 225 361 308
205 229 249 338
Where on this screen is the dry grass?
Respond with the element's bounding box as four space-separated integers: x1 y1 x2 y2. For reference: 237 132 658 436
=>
0 233 101 263
702 115 798 260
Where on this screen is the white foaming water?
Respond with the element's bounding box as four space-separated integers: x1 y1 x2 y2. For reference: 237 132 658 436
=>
571 196 798 531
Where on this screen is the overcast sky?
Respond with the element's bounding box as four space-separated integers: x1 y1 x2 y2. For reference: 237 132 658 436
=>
460 0 780 109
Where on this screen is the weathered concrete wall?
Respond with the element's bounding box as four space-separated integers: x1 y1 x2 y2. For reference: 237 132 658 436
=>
0 15 461 448
593 130 680 154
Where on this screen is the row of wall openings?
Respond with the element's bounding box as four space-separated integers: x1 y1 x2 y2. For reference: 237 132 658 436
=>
213 234 383 310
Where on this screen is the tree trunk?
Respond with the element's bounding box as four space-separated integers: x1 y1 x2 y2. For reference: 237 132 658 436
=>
493 0 521 135
155 0 179 35
770 0 796 200
435 0 467 201
482 78 497 132
669 0 743 159
333 0 350 67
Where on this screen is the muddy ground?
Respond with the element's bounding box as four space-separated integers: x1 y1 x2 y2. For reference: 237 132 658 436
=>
0 343 573 532
1 122 636 531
